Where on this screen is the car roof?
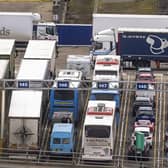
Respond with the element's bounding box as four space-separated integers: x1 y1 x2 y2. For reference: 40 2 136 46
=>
135 126 150 132
138 73 153 77
138 106 153 111
135 96 151 101
138 67 152 72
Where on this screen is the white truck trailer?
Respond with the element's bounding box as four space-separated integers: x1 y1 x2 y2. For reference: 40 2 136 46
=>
23 40 57 78
0 12 58 48
0 60 10 148
0 39 16 148
93 14 168 39
0 39 15 78
8 59 50 151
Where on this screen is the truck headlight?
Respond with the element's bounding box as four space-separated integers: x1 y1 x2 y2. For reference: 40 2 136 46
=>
148 84 154 90
92 82 97 88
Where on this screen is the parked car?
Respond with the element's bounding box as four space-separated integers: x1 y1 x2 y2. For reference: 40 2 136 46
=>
132 96 154 116
136 72 155 82
136 67 154 79
134 120 154 132
135 106 155 122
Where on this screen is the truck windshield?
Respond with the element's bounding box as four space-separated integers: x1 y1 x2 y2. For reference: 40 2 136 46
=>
62 138 70 144
54 90 74 100
53 138 61 144
93 93 116 101
95 70 117 76
85 125 110 138
46 26 55 35
93 42 103 50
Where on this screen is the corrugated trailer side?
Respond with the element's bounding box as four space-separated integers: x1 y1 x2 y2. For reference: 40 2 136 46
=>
8 90 43 150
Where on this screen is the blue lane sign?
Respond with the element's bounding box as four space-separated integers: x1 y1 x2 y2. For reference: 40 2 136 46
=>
17 80 30 88
57 81 69 88
97 82 109 89
137 83 148 90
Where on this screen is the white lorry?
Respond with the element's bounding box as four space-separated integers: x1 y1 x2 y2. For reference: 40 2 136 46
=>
92 14 168 68
0 12 58 48
0 39 16 148
91 14 168 60
93 14 168 36
0 39 16 78
8 59 50 151
23 40 57 78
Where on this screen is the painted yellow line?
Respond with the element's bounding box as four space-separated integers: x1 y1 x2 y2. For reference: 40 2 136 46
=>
114 78 125 156
161 80 166 168
76 89 90 161
153 76 160 168
122 74 132 167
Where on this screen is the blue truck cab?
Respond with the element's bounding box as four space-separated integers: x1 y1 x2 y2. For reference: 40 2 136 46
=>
49 69 83 154
50 123 74 154
49 69 83 123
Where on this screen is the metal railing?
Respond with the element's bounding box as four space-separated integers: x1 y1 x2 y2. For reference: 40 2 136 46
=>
0 148 168 167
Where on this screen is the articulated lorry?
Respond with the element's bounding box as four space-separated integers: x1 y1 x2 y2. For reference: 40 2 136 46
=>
8 60 51 153
92 14 168 68
0 12 58 48
92 27 168 68
93 14 168 36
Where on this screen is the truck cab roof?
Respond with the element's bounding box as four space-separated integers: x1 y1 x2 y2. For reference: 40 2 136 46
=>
52 123 73 134
53 69 82 88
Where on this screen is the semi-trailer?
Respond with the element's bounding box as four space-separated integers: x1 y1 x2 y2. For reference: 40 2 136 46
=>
8 59 51 156
0 39 16 149
93 14 168 37
0 12 58 49
92 27 168 68
0 39 16 78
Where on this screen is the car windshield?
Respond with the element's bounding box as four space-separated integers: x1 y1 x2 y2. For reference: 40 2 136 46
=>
54 90 74 100
137 76 153 81
138 111 153 116
138 107 153 111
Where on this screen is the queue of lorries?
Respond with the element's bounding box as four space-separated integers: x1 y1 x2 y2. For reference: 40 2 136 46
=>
0 11 168 163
